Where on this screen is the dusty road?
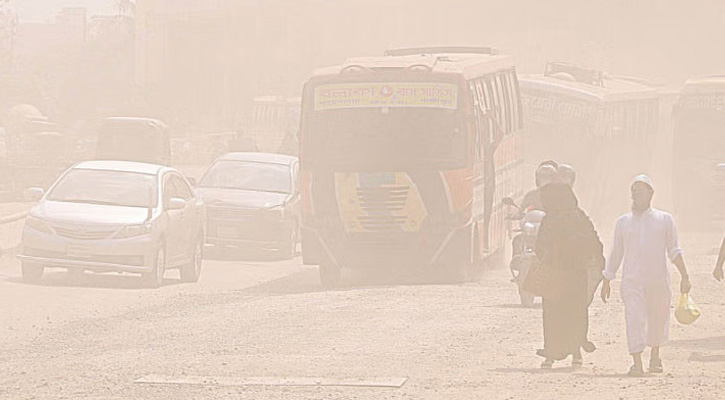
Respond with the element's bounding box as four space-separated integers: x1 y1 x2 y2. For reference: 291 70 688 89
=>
1 231 724 399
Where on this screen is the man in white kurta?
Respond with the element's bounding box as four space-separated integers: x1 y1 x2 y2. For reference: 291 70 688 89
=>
601 175 691 376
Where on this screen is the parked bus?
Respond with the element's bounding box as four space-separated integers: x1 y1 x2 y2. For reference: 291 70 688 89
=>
249 95 302 156
299 47 524 287
519 63 659 223
672 77 725 227
96 117 171 166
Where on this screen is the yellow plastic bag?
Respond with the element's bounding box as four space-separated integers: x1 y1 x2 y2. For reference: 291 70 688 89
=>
675 293 701 325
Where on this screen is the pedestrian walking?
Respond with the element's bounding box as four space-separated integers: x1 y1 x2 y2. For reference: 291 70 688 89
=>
713 234 725 282
601 174 692 377
535 182 605 368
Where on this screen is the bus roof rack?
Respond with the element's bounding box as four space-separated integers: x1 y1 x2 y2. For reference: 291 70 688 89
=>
545 62 604 87
385 47 496 57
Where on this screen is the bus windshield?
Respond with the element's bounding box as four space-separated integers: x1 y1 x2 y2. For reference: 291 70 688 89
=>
305 106 466 169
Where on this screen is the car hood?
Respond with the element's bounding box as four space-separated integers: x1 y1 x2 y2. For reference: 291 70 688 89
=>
197 188 288 209
32 201 150 226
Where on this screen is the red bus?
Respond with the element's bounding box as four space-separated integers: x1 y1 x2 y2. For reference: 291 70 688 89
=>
299 47 524 287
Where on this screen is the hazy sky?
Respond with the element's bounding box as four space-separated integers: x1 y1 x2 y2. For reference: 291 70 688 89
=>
10 0 114 22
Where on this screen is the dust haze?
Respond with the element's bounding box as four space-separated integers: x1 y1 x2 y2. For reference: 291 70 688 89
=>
1 1 724 399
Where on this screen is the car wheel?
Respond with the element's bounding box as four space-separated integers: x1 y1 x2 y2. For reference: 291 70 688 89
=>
319 262 342 289
281 223 299 259
142 246 166 288
181 239 203 283
21 262 44 284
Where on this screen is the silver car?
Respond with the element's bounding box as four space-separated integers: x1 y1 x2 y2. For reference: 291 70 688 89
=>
18 161 205 288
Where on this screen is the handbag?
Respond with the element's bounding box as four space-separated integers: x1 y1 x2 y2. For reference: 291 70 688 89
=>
522 257 565 299
675 293 701 325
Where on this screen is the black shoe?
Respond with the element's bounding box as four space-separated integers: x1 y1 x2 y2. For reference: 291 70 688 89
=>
582 341 597 353
572 356 583 368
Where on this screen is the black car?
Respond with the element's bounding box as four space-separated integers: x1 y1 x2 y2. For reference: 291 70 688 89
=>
196 152 300 257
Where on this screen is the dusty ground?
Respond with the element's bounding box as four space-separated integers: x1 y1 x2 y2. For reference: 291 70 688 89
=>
1 223 724 399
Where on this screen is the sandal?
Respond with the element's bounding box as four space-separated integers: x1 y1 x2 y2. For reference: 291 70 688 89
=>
541 359 555 369
627 365 645 377
649 358 663 374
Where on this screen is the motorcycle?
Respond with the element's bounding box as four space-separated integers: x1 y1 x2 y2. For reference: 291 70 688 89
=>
503 197 545 307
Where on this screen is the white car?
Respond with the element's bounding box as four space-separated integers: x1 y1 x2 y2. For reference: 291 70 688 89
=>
18 161 205 287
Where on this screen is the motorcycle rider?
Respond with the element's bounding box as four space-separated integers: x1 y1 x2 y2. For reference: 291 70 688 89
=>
521 162 560 211
513 162 559 257
557 163 576 187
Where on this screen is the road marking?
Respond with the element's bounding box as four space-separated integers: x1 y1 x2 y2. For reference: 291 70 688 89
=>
135 375 408 388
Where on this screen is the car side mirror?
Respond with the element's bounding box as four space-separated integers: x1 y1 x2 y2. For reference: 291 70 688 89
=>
24 187 44 202
502 197 517 207
167 198 186 211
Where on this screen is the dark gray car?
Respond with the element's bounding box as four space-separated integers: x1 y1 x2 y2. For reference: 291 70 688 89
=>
196 152 300 258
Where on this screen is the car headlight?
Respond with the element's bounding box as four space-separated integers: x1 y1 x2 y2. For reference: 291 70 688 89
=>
115 223 153 239
25 216 53 234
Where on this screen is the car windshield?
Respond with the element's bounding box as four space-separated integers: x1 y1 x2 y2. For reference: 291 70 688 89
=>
47 169 158 208
199 160 291 194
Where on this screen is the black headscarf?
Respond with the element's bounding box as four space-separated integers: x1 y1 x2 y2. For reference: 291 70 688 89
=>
540 183 578 215
536 183 603 269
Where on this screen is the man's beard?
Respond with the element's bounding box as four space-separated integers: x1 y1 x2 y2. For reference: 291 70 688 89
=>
632 201 651 213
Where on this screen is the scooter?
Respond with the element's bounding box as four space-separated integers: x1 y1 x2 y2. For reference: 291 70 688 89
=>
503 197 545 307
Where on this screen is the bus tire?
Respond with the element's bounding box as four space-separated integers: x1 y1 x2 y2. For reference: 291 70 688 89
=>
319 262 342 289
469 228 485 281
442 260 473 284
301 230 320 265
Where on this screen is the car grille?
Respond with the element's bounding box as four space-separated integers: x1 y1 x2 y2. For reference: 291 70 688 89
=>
208 221 285 241
52 226 118 240
206 206 258 221
356 186 409 232
24 248 145 266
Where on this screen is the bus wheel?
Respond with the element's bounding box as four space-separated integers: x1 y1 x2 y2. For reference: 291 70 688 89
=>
319 263 342 289
442 261 472 284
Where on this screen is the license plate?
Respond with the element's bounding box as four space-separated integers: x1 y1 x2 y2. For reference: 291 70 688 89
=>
67 244 93 258
217 227 238 238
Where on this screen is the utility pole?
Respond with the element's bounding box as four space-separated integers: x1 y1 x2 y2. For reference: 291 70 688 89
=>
0 0 17 72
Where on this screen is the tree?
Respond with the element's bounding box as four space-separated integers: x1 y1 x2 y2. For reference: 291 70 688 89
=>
116 0 136 17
